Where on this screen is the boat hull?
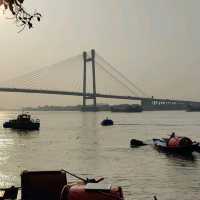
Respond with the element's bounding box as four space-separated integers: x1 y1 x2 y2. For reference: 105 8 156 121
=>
3 121 40 130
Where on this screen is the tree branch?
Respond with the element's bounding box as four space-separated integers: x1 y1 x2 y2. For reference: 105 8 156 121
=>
1 0 41 31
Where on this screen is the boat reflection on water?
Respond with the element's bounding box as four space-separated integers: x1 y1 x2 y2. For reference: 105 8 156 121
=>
155 148 196 162
9 129 40 135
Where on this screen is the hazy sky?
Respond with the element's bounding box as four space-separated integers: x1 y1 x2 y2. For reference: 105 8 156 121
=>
0 0 200 108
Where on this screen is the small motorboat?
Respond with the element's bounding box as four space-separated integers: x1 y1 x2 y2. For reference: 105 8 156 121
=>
153 133 199 154
0 170 124 200
101 118 114 126
3 112 40 131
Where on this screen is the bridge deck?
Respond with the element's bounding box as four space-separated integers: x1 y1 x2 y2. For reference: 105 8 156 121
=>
0 87 199 105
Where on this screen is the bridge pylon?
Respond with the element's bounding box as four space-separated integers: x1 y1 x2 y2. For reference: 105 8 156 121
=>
82 49 97 110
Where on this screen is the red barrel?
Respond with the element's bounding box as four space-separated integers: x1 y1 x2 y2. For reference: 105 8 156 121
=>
62 184 124 200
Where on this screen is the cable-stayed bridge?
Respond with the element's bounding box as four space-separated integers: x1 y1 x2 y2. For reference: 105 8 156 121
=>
0 49 199 110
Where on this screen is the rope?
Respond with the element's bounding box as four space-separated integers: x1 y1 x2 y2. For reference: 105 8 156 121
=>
61 169 87 182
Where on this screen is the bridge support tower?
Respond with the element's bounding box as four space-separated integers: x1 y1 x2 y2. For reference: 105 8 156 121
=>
82 49 97 111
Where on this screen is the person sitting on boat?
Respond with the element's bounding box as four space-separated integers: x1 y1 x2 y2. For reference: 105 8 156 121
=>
166 132 176 146
170 132 175 138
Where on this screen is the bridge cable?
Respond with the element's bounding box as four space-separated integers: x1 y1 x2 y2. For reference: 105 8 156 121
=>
0 54 82 89
96 53 149 97
96 61 139 97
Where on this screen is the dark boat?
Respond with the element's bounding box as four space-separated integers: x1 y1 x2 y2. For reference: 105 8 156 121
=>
101 118 114 126
0 170 124 200
3 113 40 130
153 134 199 154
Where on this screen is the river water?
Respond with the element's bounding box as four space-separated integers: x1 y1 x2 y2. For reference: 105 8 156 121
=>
0 111 200 200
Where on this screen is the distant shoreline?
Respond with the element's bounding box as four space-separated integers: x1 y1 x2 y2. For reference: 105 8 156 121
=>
22 104 142 112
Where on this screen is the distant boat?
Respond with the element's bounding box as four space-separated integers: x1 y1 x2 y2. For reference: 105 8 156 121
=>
110 104 143 113
101 118 114 126
3 113 40 131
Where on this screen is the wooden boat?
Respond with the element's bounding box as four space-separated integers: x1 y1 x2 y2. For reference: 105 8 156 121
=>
153 134 199 154
3 113 40 131
0 170 124 200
